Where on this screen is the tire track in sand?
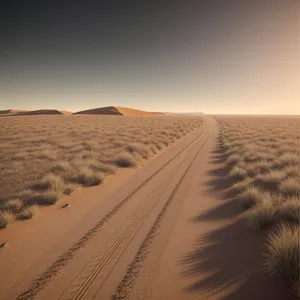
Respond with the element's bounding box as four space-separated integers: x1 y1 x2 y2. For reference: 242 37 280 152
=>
111 129 209 300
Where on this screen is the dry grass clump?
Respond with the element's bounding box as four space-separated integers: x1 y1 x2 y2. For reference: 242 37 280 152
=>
4 198 23 212
237 186 264 208
113 152 137 168
72 167 104 186
283 165 300 178
0 210 14 228
280 197 300 223
231 177 253 194
254 170 286 190
43 186 66 205
226 154 243 167
229 166 247 181
247 199 278 231
92 162 117 174
279 177 300 196
216 115 300 296
63 183 80 195
263 224 299 279
126 143 150 158
19 204 39 219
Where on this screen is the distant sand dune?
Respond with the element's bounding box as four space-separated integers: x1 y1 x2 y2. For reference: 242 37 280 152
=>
0 107 161 117
0 109 30 115
0 109 72 116
74 106 161 116
17 109 72 116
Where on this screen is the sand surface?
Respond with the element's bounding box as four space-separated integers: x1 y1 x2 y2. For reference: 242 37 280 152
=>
0 116 289 300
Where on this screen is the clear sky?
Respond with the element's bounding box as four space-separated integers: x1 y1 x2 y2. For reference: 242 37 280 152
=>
0 1 299 114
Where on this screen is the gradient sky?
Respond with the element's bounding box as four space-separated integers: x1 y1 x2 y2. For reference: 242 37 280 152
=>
0 1 299 114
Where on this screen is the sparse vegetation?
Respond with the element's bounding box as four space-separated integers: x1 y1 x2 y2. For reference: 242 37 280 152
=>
263 224 299 279
237 186 264 208
247 199 277 231
280 198 300 223
4 198 23 212
63 183 80 195
73 167 104 186
114 152 137 168
20 204 39 219
216 115 300 297
0 115 203 227
0 210 14 228
43 186 65 205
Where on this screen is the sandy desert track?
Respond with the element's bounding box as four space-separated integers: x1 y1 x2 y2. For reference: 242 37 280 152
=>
1 116 289 300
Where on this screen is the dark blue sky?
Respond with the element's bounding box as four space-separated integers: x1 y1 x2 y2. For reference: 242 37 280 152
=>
1 1 299 113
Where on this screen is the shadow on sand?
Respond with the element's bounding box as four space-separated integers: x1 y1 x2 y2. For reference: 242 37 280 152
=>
181 139 289 300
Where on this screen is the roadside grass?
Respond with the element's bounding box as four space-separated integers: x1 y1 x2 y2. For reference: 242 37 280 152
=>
43 187 65 205
0 210 14 229
0 115 203 227
263 223 299 279
113 152 137 168
217 115 300 297
236 186 264 209
4 198 23 213
280 197 300 223
247 199 278 231
19 204 40 219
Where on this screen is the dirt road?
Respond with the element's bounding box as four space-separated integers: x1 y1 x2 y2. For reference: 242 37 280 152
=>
1 116 289 300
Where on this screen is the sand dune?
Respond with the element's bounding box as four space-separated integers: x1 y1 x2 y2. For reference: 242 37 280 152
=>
0 109 30 115
74 106 161 116
2 109 72 116
0 107 161 117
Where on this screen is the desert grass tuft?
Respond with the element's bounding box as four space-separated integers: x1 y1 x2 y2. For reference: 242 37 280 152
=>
247 199 277 231
0 210 14 228
18 188 35 199
237 186 264 209
113 152 137 168
63 182 80 195
231 177 252 195
262 223 299 279
291 277 300 300
43 186 65 205
279 177 300 196
126 143 150 158
226 154 242 167
280 197 300 223
92 162 117 174
229 166 247 181
19 204 39 219
283 165 300 178
74 167 104 186
254 170 286 190
4 198 23 212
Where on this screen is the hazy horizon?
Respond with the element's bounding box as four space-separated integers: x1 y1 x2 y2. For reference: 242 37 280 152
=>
1 1 299 115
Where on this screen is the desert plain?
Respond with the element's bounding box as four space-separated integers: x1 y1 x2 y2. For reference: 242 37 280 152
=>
0 108 299 300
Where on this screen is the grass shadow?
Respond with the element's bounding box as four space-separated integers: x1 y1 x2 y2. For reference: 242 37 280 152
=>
181 219 288 300
182 135 290 299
